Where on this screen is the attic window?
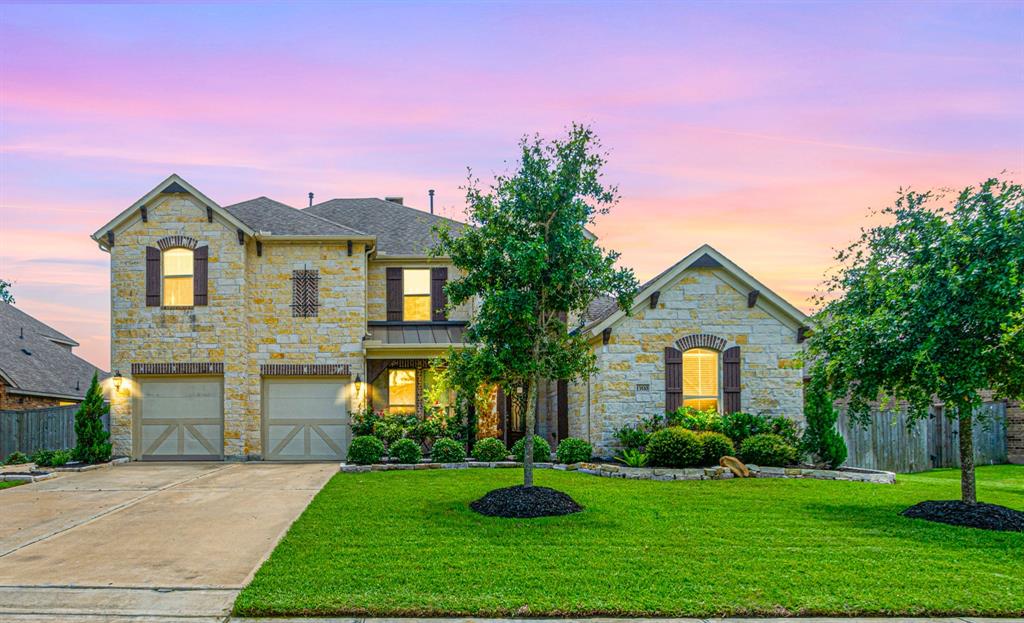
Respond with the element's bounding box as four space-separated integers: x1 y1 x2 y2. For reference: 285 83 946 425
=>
291 270 319 317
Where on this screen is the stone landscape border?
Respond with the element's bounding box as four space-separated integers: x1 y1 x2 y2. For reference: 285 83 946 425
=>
0 457 130 482
340 460 896 484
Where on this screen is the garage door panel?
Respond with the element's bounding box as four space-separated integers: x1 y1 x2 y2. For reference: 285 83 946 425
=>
264 379 349 461
137 378 224 460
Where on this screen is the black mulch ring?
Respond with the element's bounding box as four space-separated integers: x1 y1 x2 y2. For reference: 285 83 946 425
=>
470 485 583 518
901 500 1024 532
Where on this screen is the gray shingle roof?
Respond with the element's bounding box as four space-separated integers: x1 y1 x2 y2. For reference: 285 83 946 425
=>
223 197 369 237
0 303 103 400
305 198 467 256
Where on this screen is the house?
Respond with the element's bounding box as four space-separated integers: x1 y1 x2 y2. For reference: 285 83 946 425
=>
93 174 474 461
0 302 103 410
532 245 810 457
93 174 823 461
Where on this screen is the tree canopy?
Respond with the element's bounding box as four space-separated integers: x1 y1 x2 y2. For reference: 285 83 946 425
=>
434 124 637 486
807 178 1024 503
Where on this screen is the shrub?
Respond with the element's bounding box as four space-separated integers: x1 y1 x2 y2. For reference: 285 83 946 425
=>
511 435 552 463
31 448 72 468
431 437 466 463
472 437 508 462
613 424 649 451
3 451 30 465
350 406 380 437
556 437 592 464
738 433 799 467
347 435 386 465
390 438 423 464
646 427 703 468
373 414 417 446
696 431 735 465
720 411 800 447
614 448 649 467
667 406 722 432
802 376 848 469
74 373 112 464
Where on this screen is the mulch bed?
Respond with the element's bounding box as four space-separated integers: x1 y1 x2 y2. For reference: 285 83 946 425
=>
470 485 583 518
901 500 1024 532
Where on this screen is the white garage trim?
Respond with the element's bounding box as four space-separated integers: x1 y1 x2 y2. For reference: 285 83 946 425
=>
133 376 224 461
261 377 350 461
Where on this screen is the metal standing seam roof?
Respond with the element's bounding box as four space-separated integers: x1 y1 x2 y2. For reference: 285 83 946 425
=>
0 303 103 400
366 322 467 345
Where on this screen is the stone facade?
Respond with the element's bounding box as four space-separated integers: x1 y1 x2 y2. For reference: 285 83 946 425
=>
106 194 376 459
559 266 806 457
366 259 473 322
0 383 77 410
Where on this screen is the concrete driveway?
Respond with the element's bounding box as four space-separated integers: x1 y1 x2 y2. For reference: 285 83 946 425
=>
0 462 335 620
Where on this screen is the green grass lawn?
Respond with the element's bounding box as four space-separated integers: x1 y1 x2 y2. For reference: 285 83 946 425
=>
235 465 1024 617
0 480 26 490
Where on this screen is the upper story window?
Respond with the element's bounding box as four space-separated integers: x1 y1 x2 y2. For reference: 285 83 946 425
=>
402 268 431 321
162 248 194 307
682 348 719 411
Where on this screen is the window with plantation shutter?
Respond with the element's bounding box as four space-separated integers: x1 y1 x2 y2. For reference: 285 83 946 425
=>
291 269 319 317
682 348 719 411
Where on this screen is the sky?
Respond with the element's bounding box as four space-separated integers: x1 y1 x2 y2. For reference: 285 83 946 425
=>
1 1 1022 370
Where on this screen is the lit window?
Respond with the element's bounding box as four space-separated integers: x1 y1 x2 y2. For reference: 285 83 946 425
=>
403 269 431 321
162 248 194 306
388 369 416 413
682 348 719 411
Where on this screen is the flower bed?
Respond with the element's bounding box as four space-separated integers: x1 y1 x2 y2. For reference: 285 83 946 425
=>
339 459 895 484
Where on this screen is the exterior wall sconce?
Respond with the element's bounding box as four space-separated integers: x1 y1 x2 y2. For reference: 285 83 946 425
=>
112 370 123 392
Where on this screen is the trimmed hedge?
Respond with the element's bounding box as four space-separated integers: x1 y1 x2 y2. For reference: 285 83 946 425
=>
511 435 552 463
347 435 386 465
556 437 592 464
696 431 735 466
431 437 466 463
472 437 508 462
390 438 423 464
647 427 703 468
738 433 798 467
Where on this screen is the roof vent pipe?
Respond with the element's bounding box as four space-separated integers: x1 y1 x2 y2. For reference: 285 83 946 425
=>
308 192 314 207
20 327 24 339
429 189 435 215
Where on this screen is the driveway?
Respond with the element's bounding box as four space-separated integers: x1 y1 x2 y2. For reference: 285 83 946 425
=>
0 462 335 620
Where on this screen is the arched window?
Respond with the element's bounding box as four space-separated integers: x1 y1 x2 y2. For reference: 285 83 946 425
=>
162 248 194 306
682 348 719 411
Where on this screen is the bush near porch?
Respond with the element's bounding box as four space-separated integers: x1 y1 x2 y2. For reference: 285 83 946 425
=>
235 465 1024 617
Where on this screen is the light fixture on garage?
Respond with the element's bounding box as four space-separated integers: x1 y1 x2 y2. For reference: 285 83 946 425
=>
112 370 123 392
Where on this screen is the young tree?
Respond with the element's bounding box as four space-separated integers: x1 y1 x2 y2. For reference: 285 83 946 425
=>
74 372 113 464
0 278 14 304
807 178 1023 503
434 124 637 487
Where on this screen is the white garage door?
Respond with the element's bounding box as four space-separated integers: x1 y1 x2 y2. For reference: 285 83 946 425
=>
137 377 223 460
263 378 349 461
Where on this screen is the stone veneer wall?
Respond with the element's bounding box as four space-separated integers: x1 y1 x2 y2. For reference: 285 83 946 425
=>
366 261 472 322
566 267 805 457
107 194 367 459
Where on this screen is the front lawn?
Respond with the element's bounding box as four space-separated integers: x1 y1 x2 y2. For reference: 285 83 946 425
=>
0 481 25 491
235 465 1024 617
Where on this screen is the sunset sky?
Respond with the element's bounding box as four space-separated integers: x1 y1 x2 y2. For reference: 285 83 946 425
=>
1 1 1021 369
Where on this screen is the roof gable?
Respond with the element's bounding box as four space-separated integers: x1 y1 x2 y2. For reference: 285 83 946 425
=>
223 197 370 237
586 244 809 336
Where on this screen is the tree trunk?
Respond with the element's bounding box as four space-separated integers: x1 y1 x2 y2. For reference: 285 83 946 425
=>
523 379 538 487
957 403 976 505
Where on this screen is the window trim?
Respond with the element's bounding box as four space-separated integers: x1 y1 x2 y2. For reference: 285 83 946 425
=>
681 347 721 412
161 247 194 308
401 268 431 321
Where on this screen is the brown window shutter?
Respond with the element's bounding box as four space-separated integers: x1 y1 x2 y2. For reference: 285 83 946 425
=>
723 346 741 414
386 267 403 321
430 267 448 321
557 379 569 440
145 246 160 306
193 246 209 306
665 346 682 413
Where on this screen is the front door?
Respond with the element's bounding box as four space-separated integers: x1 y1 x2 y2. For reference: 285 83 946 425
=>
501 385 526 447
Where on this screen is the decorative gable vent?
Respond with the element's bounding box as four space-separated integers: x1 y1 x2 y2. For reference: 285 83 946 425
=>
291 269 319 317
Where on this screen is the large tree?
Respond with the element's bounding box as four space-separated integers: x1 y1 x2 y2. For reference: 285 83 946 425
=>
434 124 637 487
0 279 13 304
807 178 1023 504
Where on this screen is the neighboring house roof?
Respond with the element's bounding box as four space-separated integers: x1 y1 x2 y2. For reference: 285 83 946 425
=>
0 303 103 401
583 244 809 336
306 198 467 256
223 197 369 237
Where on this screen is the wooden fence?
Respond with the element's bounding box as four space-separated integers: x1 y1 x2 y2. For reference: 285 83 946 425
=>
837 401 1008 473
0 405 110 458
